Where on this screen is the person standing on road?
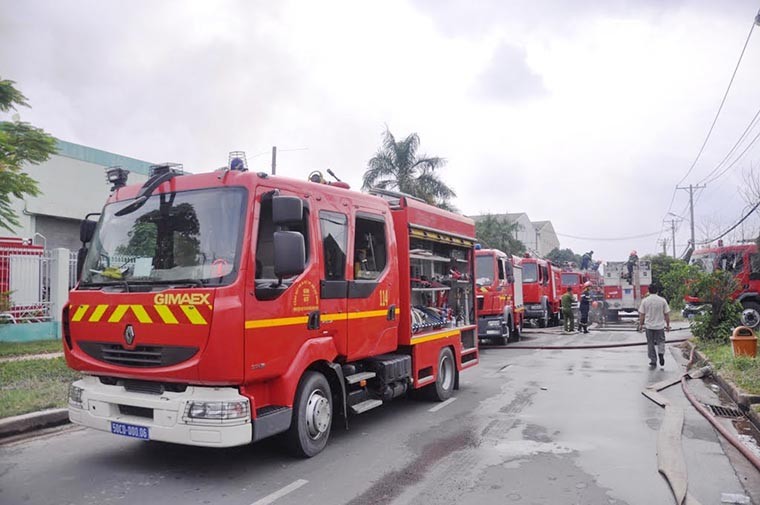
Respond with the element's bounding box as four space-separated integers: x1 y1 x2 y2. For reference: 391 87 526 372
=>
637 283 671 367
561 287 575 333
578 283 592 333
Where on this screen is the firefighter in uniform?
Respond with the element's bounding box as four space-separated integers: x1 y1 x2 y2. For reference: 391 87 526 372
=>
626 250 638 284
578 282 592 333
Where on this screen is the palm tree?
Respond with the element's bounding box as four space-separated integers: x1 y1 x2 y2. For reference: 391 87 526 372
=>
363 129 456 210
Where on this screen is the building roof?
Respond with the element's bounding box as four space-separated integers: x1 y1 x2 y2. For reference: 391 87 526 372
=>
532 220 554 231
55 139 154 176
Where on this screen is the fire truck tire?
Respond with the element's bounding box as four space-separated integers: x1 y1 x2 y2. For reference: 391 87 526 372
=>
427 347 456 401
285 371 333 458
740 301 760 329
538 309 548 328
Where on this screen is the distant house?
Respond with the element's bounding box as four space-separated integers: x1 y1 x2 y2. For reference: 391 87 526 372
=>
531 220 560 257
8 139 152 251
469 213 560 257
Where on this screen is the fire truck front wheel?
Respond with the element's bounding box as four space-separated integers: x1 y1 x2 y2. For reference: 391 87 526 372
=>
286 371 333 458
741 301 760 329
427 347 456 401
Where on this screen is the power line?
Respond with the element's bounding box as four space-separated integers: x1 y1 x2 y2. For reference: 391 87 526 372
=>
556 230 661 241
696 105 760 185
703 127 760 184
697 200 760 244
676 13 757 186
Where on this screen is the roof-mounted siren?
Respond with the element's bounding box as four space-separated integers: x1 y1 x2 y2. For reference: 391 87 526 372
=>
105 166 130 192
228 151 248 172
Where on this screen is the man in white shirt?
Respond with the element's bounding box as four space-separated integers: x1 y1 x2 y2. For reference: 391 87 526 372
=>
638 283 671 368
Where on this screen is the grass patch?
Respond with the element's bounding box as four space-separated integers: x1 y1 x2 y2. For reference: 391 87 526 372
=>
0 357 80 418
0 339 63 358
697 339 760 396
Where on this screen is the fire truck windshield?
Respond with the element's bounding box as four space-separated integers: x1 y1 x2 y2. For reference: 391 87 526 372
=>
522 263 538 283
475 255 494 286
690 252 716 273
79 187 246 288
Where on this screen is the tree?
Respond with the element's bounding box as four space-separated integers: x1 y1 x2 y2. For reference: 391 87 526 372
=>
690 270 741 342
475 213 525 256
0 78 56 232
644 253 700 311
546 248 582 266
363 129 456 210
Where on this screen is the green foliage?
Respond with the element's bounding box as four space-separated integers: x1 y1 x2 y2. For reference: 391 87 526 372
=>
546 247 582 266
645 254 701 311
475 213 525 256
689 270 741 342
0 339 62 358
698 340 760 395
0 357 80 418
0 78 56 233
363 129 456 211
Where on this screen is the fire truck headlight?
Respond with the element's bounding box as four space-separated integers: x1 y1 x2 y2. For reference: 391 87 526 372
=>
69 384 84 408
186 400 250 421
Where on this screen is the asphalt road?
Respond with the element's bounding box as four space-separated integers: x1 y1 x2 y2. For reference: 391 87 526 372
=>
2 326 758 505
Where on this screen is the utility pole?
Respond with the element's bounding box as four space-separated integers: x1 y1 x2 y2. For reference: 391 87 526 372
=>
676 184 706 248
658 238 668 255
271 146 277 175
664 214 683 258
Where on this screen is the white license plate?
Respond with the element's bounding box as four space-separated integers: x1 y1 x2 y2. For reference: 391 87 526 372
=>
111 421 149 440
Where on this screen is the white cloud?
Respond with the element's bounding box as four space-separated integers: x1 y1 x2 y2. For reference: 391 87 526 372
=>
1 0 759 260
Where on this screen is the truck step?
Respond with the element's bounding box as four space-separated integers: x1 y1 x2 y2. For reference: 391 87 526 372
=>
345 371 376 384
350 399 383 414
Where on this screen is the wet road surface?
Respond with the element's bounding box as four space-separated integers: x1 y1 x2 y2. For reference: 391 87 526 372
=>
1 326 758 504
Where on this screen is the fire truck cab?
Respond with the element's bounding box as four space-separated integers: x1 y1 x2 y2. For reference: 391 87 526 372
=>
686 243 760 328
521 256 561 327
474 248 524 344
64 163 478 456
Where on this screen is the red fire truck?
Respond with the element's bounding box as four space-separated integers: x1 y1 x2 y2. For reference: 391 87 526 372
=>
603 260 651 320
684 243 760 328
474 248 524 344
521 256 561 327
63 163 478 456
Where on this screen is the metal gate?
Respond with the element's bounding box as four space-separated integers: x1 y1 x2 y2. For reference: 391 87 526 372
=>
0 246 53 323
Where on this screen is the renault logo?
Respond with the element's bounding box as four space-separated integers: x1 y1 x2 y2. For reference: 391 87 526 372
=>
124 324 135 346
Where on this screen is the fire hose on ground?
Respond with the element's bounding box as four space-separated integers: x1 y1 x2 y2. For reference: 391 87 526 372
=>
481 330 760 503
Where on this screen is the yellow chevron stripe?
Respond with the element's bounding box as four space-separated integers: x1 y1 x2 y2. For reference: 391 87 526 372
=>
154 305 179 324
71 305 89 322
180 305 208 325
410 328 460 345
88 304 109 322
108 305 129 323
130 305 153 324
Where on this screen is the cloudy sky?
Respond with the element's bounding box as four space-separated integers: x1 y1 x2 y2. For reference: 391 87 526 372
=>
2 0 760 261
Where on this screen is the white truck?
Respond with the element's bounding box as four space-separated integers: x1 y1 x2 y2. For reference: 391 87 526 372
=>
602 260 652 321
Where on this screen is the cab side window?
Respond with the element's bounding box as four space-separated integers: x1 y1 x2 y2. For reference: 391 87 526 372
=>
320 211 348 281
497 258 505 281
353 215 387 280
751 253 760 280
254 194 310 299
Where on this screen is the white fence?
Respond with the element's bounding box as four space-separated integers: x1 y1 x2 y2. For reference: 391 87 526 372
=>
0 246 78 324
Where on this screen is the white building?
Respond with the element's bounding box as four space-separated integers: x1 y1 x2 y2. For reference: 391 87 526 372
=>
8 139 152 251
469 213 560 257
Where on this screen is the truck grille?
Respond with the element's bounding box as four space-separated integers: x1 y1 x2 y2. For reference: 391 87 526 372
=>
79 341 198 368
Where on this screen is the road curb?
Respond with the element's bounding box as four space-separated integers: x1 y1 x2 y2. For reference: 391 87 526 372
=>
0 408 69 439
687 342 760 432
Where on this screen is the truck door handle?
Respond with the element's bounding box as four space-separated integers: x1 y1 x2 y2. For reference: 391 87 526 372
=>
307 310 321 330
387 304 396 321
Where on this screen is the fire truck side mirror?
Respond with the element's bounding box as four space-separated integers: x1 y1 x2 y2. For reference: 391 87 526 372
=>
272 196 303 225
273 231 306 278
80 219 97 244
